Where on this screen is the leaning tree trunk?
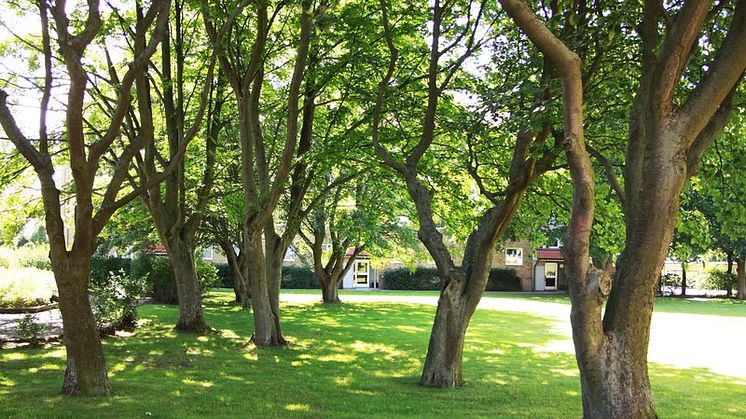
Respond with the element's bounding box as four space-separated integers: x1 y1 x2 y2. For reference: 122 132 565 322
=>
737 257 746 301
54 258 112 395
164 238 208 333
246 237 285 346
419 273 473 388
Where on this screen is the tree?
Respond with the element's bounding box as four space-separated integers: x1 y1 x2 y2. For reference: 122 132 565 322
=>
373 0 572 387
203 0 314 346
555 1 746 416
300 172 414 303
0 0 170 395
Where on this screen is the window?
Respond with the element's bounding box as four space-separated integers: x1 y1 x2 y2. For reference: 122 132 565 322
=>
505 248 523 265
284 247 296 262
203 246 214 261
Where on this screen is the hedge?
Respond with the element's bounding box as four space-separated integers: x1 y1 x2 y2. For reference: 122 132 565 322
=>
90 256 132 288
281 266 320 289
381 267 522 291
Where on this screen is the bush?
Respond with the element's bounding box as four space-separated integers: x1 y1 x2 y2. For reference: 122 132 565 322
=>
0 244 51 270
134 254 221 304
281 266 319 289
486 268 522 291
0 267 57 308
215 263 233 288
381 267 441 290
90 270 144 333
90 257 132 288
704 270 737 294
16 313 48 346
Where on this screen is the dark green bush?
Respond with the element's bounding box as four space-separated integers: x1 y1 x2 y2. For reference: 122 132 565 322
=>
133 254 221 304
381 267 441 290
281 266 319 289
486 268 522 291
90 257 132 287
381 267 522 291
215 263 233 288
90 270 144 333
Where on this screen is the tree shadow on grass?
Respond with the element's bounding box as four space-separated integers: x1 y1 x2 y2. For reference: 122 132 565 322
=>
0 296 744 418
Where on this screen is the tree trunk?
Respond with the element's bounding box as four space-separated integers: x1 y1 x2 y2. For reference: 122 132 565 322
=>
55 262 112 396
726 253 733 297
165 238 209 333
737 257 746 301
681 262 687 296
420 272 476 388
247 237 286 346
320 278 340 304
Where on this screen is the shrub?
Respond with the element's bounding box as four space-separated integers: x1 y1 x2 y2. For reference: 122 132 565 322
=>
89 270 144 333
0 267 57 308
135 254 222 304
704 270 737 294
16 313 48 347
486 268 522 291
90 256 132 288
0 244 51 270
215 263 233 288
381 267 441 290
281 266 319 289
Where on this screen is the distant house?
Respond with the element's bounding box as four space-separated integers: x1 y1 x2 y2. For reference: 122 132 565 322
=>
341 248 380 289
533 248 565 291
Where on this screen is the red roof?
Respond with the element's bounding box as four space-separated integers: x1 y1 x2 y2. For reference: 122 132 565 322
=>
536 248 563 260
345 247 371 258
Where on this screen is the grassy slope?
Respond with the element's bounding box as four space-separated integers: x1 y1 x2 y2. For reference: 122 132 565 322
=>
1 293 744 418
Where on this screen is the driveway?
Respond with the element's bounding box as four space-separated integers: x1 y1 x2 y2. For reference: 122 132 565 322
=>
281 292 746 380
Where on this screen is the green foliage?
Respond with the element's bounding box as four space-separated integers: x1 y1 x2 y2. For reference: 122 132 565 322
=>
89 257 132 288
381 267 441 290
15 313 48 347
704 270 737 293
281 266 319 289
90 270 144 333
381 267 522 291
0 267 57 308
214 263 233 288
134 255 221 304
0 244 51 270
485 269 522 292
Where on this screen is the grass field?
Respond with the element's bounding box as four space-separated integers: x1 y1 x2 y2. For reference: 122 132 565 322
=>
1 292 744 418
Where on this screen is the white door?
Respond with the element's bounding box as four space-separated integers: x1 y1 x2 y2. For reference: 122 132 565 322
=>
535 265 545 291
545 262 558 290
355 260 370 287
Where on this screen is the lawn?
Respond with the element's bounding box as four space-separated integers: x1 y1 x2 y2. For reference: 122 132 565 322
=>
1 292 744 418
285 289 746 318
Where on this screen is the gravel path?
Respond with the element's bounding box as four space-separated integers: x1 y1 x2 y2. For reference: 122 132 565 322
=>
0 309 63 342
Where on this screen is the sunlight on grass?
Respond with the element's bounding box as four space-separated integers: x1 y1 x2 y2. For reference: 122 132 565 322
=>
1 294 744 418
285 403 310 412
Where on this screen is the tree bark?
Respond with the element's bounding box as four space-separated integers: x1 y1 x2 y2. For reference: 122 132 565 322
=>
56 260 112 396
246 236 286 346
164 238 208 333
737 257 746 301
681 262 687 296
320 279 340 304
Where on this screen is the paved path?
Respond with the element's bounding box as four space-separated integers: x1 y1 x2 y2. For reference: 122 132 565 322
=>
281 292 746 380
0 309 63 342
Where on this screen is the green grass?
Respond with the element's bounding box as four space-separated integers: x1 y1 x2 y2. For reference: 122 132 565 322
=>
283 289 746 318
1 292 744 418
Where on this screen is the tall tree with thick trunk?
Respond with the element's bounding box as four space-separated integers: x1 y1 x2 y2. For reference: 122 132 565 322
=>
203 0 314 346
373 0 565 387
0 0 170 395
509 1 746 417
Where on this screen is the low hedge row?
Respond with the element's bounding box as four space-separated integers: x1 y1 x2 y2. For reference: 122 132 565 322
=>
213 263 320 290
381 267 522 291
